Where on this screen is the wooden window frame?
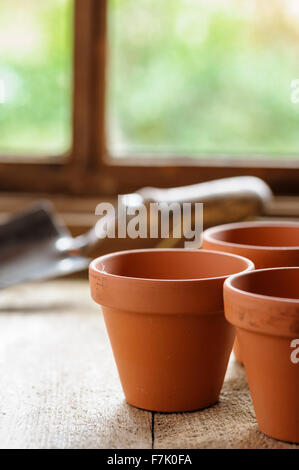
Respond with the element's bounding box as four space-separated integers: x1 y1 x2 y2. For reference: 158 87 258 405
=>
0 0 298 196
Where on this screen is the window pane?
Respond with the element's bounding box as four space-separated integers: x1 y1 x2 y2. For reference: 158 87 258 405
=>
0 0 73 158
108 0 299 160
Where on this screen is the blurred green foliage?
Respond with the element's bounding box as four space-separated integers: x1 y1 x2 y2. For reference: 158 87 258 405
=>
108 0 299 159
1 0 299 160
0 0 72 155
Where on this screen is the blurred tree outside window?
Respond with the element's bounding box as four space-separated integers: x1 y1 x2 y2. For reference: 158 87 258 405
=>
107 0 299 161
1 0 299 163
0 0 73 157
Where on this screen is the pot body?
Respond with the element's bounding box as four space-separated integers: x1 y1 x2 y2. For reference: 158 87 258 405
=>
90 248 252 412
224 267 299 443
203 221 299 363
102 306 234 411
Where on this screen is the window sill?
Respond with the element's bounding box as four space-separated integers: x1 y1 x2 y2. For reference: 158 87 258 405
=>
0 192 298 236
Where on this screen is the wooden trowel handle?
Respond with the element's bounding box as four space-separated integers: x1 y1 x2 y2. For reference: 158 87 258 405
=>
79 176 272 253
136 176 272 206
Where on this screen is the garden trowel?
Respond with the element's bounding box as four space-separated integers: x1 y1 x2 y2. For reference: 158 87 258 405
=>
0 176 272 289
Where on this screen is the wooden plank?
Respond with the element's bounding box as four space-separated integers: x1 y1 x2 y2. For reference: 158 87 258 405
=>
1 280 298 449
265 196 299 217
0 280 152 449
0 193 298 220
153 357 299 449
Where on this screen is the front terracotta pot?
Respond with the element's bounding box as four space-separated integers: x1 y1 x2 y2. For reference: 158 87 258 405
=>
224 267 299 443
90 248 253 412
203 221 299 363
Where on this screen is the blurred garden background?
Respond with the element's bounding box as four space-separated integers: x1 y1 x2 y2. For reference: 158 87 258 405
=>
0 0 72 156
108 0 299 159
1 0 299 160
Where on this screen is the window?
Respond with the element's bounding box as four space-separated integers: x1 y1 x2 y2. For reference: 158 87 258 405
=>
0 0 73 158
108 0 299 161
0 0 298 195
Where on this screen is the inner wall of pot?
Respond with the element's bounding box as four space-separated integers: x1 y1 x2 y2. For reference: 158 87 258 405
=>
211 225 299 247
231 268 299 300
97 250 250 280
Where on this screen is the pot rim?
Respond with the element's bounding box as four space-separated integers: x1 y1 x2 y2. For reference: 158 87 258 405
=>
224 266 299 305
203 221 299 251
90 248 254 284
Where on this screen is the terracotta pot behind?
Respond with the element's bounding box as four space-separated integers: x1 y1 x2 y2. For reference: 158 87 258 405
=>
224 267 299 443
89 249 253 412
203 221 299 363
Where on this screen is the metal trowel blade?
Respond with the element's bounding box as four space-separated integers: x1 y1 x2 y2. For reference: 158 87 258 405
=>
0 202 90 289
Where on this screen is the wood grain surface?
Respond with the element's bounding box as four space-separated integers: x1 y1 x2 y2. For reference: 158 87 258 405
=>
0 280 297 449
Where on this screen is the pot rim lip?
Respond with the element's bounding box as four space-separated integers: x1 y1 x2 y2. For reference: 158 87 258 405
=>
224 266 299 304
203 221 299 251
89 248 254 284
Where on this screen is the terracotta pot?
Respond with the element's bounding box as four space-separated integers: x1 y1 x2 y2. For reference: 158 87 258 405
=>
224 267 299 443
203 221 299 363
89 248 253 412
